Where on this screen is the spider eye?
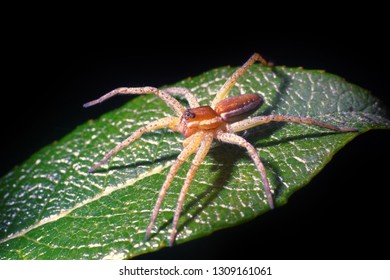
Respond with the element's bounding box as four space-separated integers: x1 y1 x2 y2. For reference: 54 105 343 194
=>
184 110 196 119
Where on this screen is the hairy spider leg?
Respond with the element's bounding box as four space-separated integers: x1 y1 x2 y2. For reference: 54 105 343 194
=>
145 133 203 240
229 115 358 133
217 131 274 209
88 117 179 173
83 86 186 116
211 53 271 108
169 132 214 245
162 87 200 108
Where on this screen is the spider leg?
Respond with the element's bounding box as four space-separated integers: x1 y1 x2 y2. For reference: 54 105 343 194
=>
88 117 179 173
83 86 185 116
217 131 274 209
229 115 358 133
211 53 271 108
169 132 213 246
162 87 200 108
145 133 203 241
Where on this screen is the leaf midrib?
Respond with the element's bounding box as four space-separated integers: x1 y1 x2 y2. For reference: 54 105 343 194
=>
0 162 172 245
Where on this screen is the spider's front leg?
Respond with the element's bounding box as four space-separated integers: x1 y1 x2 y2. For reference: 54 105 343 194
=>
145 132 203 241
88 117 179 173
83 86 186 116
169 132 214 246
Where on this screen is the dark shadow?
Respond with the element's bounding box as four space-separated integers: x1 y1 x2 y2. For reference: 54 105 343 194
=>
259 66 292 117
244 122 346 200
245 123 344 148
177 145 242 232
91 153 180 173
150 141 288 240
149 144 239 239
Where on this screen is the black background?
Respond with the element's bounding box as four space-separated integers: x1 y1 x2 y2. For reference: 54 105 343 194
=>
2 27 389 259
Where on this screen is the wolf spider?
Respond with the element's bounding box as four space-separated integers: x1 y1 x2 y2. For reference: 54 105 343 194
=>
84 53 357 246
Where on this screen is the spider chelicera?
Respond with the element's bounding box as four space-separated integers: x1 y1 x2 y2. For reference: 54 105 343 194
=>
84 53 357 246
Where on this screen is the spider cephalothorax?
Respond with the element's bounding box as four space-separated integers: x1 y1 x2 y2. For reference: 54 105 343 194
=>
84 53 357 246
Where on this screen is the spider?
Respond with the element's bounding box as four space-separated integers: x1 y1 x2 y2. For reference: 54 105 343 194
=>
84 53 357 246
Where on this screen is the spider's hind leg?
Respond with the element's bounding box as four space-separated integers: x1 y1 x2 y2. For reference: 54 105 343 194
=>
88 116 179 173
216 131 275 209
211 53 271 108
229 115 358 133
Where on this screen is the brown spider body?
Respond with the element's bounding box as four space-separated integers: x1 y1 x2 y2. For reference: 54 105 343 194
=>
84 53 357 246
178 106 222 137
215 93 263 123
178 94 262 137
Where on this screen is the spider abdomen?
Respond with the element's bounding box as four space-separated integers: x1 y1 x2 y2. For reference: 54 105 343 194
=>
215 93 263 123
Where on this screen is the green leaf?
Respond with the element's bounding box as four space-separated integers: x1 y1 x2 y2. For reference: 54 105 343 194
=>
1 64 389 259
